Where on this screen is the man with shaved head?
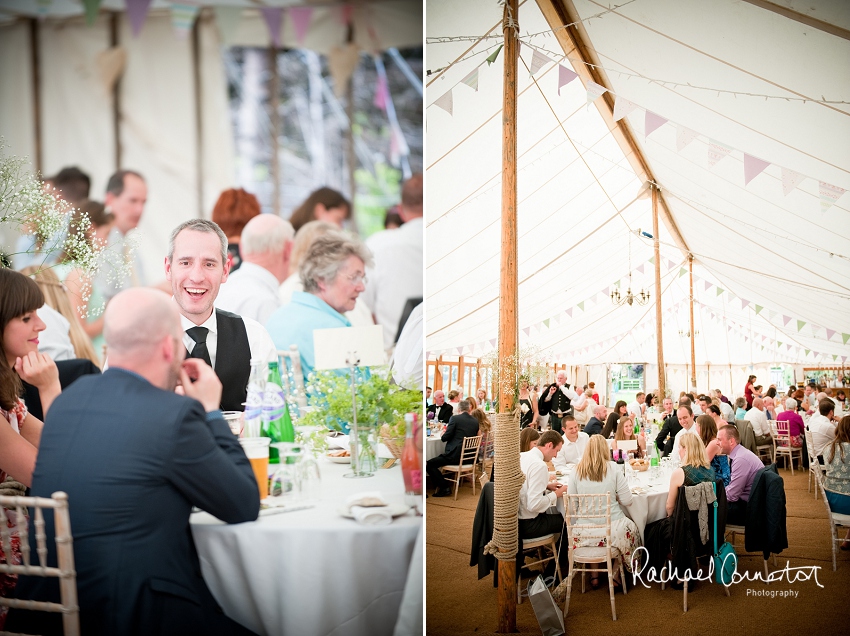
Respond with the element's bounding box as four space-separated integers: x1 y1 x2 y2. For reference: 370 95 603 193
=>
10 289 259 635
744 396 772 446
216 214 295 325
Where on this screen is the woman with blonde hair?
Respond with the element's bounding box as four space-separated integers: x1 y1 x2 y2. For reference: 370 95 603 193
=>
665 433 715 517
562 435 641 591
612 416 645 458
697 414 730 486
20 266 99 366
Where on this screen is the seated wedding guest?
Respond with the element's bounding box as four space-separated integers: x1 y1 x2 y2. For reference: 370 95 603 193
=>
584 404 607 437
427 390 453 424
278 221 373 326
519 431 568 540
7 288 259 635
613 416 645 458
553 415 589 468
602 400 629 439
717 396 735 423
288 187 350 232
697 414 729 486
520 427 541 453
448 389 462 414
809 399 837 461
472 408 493 460
776 398 805 448
763 396 777 420
426 399 479 498
211 187 261 272
717 425 763 525
745 397 772 446
672 404 700 451
666 433 715 516
655 398 683 457
714 388 730 405
561 435 641 592
627 391 646 420
645 393 656 410
823 416 850 548
467 397 478 411
21 266 100 366
476 387 488 409
216 214 295 325
166 219 277 411
573 386 595 430
734 397 747 420
587 381 599 403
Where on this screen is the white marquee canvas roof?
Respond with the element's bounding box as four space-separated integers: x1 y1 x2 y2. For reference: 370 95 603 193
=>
425 0 850 367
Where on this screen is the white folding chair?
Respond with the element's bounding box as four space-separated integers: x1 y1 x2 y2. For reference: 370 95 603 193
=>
561 492 626 621
817 474 850 571
772 420 803 475
517 533 562 604
805 429 824 499
441 435 482 500
277 346 307 408
0 491 79 635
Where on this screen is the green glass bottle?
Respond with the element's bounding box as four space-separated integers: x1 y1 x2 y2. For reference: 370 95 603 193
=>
262 361 286 464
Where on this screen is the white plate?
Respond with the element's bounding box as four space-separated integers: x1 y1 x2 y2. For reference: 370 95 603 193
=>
326 454 351 464
338 504 410 519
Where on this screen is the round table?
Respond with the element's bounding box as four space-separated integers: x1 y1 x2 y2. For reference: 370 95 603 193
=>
426 435 447 461
191 459 421 636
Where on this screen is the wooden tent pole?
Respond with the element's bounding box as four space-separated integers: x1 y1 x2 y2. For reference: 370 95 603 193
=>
29 18 42 175
652 184 665 398
689 255 696 390
110 12 121 169
268 46 281 216
191 13 203 218
497 0 519 630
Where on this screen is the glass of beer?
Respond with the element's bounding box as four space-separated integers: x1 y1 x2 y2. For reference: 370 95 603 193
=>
239 437 271 500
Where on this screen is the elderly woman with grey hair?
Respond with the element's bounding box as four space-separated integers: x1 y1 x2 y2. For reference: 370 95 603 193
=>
265 229 374 391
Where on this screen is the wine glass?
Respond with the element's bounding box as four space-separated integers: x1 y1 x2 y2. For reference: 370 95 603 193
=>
269 443 303 498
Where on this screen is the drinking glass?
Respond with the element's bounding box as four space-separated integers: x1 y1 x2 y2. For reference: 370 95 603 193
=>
269 443 303 498
240 437 271 500
222 411 244 436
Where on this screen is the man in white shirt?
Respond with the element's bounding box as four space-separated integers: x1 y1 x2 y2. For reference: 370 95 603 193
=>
718 398 735 423
519 430 568 540
98 170 148 300
216 214 294 325
362 174 423 351
672 405 699 450
165 219 277 412
389 302 423 391
552 416 589 469
745 397 772 446
802 384 818 413
808 399 837 460
627 392 645 422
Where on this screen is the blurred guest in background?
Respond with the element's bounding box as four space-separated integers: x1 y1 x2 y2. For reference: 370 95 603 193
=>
288 187 350 232
211 188 261 272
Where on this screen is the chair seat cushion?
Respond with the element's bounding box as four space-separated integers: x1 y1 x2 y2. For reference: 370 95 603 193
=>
523 534 558 547
571 546 621 561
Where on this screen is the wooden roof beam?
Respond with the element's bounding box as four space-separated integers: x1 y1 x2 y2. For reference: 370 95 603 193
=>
535 0 691 257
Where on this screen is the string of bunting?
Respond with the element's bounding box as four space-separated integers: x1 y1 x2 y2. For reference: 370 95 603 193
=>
427 43 847 213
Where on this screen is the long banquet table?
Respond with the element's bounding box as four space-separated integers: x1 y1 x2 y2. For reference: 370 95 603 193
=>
190 459 422 636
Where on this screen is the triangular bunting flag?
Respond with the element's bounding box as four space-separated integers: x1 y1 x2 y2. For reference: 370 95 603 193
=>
577 301 585 312
741 299 750 309
743 153 770 186
797 320 806 331
261 7 284 48
676 125 698 151
543 318 550 328
566 308 573 317
826 328 836 340
644 111 668 140
716 287 724 296
460 68 479 91
676 268 686 278
489 339 496 348
486 45 503 66
433 89 453 115
648 257 654 265
170 3 200 39
83 0 100 25
289 6 313 46
637 263 644 274
456 347 463 355
586 81 607 107
214 6 242 45
819 181 846 212
843 333 850 345
328 43 360 97
755 305 763 315
554 314 561 324
558 64 578 95
613 95 638 121
529 48 552 76
707 139 733 167
602 287 609 296
805 349 811 356
834 354 839 361
126 0 153 37
786 344 792 351
782 315 792 326
523 327 530 336
704 281 712 292
781 167 803 196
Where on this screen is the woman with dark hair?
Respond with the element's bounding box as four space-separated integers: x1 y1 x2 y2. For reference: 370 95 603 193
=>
518 379 538 429
211 188 261 272
697 414 729 486
824 416 850 548
613 416 645 458
288 187 350 232
745 374 757 409
602 400 629 438
520 427 540 453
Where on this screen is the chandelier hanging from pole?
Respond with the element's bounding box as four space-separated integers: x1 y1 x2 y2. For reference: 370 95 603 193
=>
611 229 650 306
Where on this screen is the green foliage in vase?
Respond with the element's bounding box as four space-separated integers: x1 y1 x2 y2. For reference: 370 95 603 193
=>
480 345 551 413
300 367 423 436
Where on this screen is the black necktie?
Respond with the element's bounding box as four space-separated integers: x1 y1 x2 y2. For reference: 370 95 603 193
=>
186 326 212 367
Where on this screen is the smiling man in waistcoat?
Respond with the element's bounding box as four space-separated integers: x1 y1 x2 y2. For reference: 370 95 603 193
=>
538 369 579 434
166 219 277 411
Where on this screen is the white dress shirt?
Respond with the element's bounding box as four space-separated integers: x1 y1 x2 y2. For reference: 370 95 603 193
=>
519 447 557 519
179 308 277 369
215 262 281 326
745 407 771 437
672 425 699 451
808 412 836 457
362 217 423 350
278 273 374 327
627 400 643 420
36 304 75 362
552 432 590 469
390 302 423 391
719 401 735 423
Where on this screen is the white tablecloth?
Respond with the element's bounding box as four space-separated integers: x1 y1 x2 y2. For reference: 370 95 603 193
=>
426 436 446 461
191 459 422 636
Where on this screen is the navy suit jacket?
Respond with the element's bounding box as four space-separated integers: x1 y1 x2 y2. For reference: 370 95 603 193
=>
9 368 259 636
441 412 480 461
583 417 604 437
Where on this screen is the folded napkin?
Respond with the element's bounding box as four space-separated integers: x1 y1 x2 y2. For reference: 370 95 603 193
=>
345 491 392 525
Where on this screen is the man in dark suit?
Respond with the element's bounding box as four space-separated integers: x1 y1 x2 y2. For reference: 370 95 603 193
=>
426 398 480 497
538 370 579 434
655 397 683 457
426 389 453 424
583 404 607 437
9 289 259 636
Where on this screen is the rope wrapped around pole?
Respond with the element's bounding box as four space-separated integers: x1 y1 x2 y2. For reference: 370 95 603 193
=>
483 409 524 559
